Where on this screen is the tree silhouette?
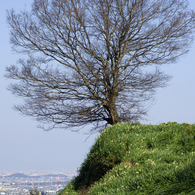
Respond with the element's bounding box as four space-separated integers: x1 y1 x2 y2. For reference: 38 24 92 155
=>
6 0 195 132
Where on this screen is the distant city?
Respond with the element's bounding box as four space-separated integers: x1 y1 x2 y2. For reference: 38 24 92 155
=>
0 170 76 195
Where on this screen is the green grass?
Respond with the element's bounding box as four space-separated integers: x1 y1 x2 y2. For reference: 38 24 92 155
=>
59 122 195 195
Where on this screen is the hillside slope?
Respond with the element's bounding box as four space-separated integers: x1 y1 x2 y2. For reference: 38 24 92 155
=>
59 122 195 195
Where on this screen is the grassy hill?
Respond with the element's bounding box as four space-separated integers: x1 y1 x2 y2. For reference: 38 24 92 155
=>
59 122 195 195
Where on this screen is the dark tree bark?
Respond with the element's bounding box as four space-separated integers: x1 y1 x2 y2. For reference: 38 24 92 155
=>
5 0 195 132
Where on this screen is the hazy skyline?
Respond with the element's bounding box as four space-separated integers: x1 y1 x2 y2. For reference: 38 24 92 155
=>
1 0 195 172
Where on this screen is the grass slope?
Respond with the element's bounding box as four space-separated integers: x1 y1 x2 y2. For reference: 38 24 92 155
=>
59 122 195 195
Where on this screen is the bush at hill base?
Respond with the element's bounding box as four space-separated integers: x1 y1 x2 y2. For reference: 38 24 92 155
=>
59 122 195 195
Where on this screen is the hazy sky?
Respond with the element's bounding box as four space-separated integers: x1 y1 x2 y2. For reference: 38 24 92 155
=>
1 0 195 173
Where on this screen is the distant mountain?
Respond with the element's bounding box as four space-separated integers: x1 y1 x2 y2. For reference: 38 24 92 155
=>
0 173 67 178
4 173 40 178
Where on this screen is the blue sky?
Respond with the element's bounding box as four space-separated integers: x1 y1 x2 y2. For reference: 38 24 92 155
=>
0 0 195 172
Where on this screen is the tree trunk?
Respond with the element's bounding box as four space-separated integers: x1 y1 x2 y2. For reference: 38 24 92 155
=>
109 104 121 125
104 101 121 125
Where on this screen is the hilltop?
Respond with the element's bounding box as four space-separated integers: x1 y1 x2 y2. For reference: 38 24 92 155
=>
59 122 195 195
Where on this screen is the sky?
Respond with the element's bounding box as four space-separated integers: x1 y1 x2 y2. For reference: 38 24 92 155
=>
0 0 195 173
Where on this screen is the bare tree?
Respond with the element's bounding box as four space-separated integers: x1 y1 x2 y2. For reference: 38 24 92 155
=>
5 0 195 132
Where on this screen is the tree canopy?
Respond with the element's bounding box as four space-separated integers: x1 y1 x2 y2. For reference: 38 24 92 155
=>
6 0 195 132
